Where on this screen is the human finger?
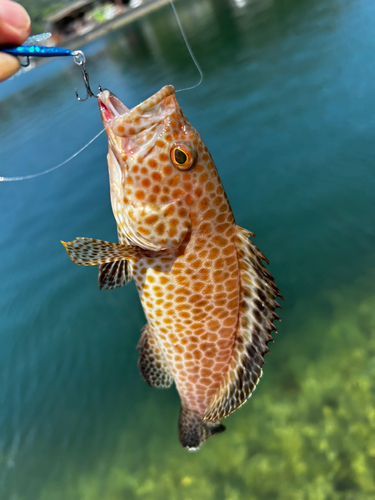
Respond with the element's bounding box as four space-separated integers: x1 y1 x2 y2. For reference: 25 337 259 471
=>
0 0 31 45
0 52 20 82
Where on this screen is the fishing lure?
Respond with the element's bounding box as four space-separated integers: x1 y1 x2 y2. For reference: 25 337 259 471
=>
0 33 72 66
0 32 99 101
62 85 283 450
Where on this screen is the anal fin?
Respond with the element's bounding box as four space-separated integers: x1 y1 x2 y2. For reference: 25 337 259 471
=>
98 260 132 290
203 225 282 422
137 325 173 389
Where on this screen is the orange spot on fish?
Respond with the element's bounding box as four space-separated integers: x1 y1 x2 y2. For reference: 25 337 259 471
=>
189 212 199 227
199 198 209 211
145 214 158 224
138 226 150 236
164 205 175 216
169 175 179 187
185 194 194 205
172 189 183 198
156 223 165 235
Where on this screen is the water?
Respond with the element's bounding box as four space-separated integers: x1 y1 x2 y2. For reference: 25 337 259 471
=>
1 0 375 498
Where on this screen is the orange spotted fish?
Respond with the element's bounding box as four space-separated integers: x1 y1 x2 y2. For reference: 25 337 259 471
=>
62 85 282 449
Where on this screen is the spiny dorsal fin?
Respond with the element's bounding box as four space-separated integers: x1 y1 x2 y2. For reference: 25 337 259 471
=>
203 225 282 422
137 325 173 389
98 260 132 290
61 237 140 266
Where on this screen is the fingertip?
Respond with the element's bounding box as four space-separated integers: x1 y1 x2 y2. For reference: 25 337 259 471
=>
0 53 20 82
0 0 31 45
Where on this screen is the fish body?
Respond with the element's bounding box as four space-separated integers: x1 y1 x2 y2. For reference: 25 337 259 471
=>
63 86 281 449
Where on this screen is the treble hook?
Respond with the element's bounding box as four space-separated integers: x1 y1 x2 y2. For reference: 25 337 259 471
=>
73 50 102 102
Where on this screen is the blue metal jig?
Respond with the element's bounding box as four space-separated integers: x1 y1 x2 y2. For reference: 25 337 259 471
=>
1 33 73 67
1 45 73 58
0 32 102 101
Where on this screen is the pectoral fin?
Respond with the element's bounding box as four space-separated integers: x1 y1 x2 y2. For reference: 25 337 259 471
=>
62 237 140 266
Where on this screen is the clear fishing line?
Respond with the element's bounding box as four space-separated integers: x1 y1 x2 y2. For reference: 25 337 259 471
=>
0 0 203 182
170 0 203 93
0 128 105 182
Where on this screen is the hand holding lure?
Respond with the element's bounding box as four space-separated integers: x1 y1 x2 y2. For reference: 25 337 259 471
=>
0 32 101 101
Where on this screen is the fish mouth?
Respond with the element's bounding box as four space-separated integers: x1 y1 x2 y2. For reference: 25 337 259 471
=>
98 85 176 136
98 90 130 126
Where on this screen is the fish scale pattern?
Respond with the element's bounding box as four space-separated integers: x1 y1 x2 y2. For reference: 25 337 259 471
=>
106 87 282 420
63 85 282 448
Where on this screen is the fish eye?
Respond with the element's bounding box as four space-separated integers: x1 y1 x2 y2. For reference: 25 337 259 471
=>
170 143 197 170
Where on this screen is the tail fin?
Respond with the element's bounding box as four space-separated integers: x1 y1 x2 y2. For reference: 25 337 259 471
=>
178 406 225 450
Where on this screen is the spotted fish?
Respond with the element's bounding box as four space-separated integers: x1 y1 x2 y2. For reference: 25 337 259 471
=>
62 85 282 449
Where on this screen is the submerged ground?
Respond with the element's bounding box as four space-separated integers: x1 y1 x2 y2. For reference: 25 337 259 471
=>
1 0 375 498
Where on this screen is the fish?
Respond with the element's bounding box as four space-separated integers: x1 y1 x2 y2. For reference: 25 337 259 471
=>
62 85 282 450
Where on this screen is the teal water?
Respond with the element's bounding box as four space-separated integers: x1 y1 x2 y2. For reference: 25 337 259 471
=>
1 0 375 498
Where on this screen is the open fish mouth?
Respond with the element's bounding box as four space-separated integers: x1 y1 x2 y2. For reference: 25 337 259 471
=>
98 86 176 137
98 90 130 125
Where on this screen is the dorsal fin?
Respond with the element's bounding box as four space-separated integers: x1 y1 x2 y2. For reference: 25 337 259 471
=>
137 325 174 389
203 226 282 422
98 260 132 290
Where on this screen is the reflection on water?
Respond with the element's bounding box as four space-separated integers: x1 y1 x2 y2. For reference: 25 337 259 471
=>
1 0 375 498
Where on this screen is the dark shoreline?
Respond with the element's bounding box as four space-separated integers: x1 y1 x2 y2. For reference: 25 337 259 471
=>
64 0 171 51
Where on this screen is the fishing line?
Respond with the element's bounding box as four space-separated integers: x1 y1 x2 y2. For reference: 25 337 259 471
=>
169 0 203 93
0 0 202 182
0 128 105 182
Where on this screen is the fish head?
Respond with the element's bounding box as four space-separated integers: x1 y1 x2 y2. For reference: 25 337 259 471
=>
99 85 222 251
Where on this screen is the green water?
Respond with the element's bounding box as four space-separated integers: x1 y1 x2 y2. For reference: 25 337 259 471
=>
1 0 375 498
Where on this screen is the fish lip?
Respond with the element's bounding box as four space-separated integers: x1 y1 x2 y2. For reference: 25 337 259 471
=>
98 89 130 125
